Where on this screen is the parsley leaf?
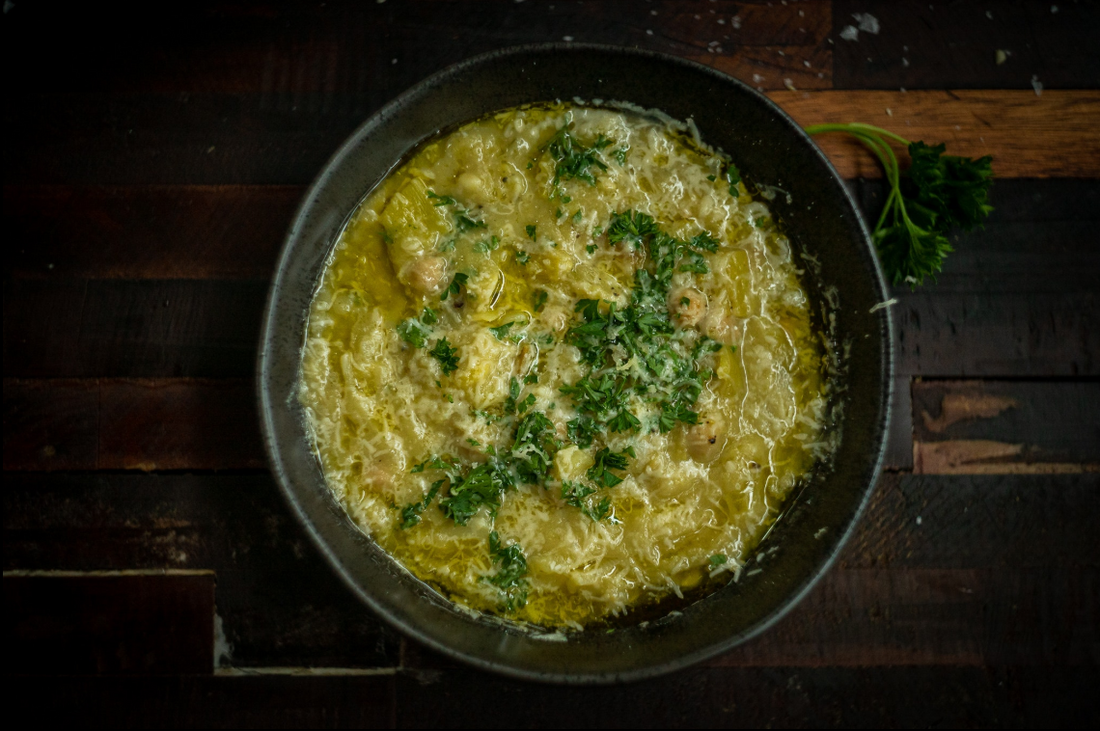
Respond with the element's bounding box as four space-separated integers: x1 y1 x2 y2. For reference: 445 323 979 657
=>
429 337 460 376
515 250 530 265
709 554 728 567
487 531 529 611
587 446 634 488
542 122 612 188
489 320 524 341
804 122 993 286
533 289 548 312
474 235 500 254
397 308 438 349
399 479 444 529
561 480 612 521
440 272 468 301
526 224 537 240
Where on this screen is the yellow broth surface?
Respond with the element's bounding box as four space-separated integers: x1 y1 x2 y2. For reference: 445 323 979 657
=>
299 105 834 629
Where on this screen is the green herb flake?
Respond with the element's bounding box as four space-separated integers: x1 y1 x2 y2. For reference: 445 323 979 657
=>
440 272 468 302
533 290 549 312
709 554 728 567
489 320 523 341
725 164 742 197
542 123 612 189
429 337 460 376
399 479 444 529
515 250 530 265
486 531 529 611
526 224 537 240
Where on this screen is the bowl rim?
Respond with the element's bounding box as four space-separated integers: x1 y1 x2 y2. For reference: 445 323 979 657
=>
257 42 894 684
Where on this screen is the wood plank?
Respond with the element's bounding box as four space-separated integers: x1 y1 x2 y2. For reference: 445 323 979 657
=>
6 473 1096 669
846 474 1100 571
772 90 1100 179
393 666 1098 727
3 185 300 280
3 378 266 471
5 675 396 729
912 380 1100 475
6 90 1095 186
3 279 267 378
4 571 214 675
832 0 1100 90
3 1 831 94
3 473 401 670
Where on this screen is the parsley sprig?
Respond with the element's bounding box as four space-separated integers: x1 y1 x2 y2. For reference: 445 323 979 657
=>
805 123 993 286
542 122 613 188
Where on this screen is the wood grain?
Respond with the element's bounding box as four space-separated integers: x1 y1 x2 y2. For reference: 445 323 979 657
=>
4 473 401 669
6 675 396 728
392 665 1097 728
912 380 1100 474
4 571 215 675
772 90 1100 179
833 0 1100 91
3 185 299 280
4 378 265 471
4 1 831 94
6 90 1095 186
3 279 267 378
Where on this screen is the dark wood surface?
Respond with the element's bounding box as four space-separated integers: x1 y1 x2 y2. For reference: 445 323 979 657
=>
4 1 1098 727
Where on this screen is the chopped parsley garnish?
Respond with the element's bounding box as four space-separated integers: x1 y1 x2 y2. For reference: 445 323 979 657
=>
542 123 613 188
561 480 612 522
724 163 742 197
587 446 634 488
526 224 537 240
487 531 529 611
489 320 524 341
515 250 530 265
709 553 728 567
399 479 444 529
439 462 514 525
613 147 628 165
586 244 598 255
572 209 583 224
440 272 468 301
510 410 560 484
805 122 993 286
474 235 500 254
560 212 722 440
426 191 457 207
397 308 438 349
429 337 460 376
533 289 548 312
427 189 487 234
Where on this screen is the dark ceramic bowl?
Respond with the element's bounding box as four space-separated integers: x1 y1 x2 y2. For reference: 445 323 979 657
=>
258 44 893 683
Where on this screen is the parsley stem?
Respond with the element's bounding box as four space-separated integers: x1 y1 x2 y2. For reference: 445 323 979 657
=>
804 122 912 147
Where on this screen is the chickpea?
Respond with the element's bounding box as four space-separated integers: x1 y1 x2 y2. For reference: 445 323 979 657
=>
456 172 487 205
403 256 448 295
702 308 742 345
669 287 707 327
362 464 392 491
685 414 726 463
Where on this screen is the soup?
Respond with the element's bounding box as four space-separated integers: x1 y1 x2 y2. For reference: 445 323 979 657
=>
299 104 835 629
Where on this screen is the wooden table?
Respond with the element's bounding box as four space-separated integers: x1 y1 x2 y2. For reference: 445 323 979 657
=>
5 1 1098 726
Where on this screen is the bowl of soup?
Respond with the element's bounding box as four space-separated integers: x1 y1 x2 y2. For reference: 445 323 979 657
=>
258 44 893 682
